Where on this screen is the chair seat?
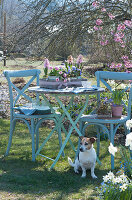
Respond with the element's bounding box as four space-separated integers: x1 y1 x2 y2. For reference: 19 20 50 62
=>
80 114 129 124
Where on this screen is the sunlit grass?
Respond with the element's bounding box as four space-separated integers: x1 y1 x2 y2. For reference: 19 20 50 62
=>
0 118 123 200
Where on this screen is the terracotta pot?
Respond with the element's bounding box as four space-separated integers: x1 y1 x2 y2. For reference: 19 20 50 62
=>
111 104 123 117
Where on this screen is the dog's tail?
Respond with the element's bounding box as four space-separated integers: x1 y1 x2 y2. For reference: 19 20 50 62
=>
68 157 75 167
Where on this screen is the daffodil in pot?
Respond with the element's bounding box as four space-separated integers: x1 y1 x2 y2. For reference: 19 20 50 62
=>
111 89 125 117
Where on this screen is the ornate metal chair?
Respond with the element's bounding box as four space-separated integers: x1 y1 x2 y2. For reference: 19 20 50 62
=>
79 71 132 169
3 69 63 162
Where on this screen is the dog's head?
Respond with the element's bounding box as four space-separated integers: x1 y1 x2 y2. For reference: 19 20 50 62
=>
79 136 96 152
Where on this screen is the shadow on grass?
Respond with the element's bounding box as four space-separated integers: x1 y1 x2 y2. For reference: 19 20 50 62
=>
0 156 108 198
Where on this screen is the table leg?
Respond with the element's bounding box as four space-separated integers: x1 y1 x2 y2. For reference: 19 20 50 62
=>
50 95 89 169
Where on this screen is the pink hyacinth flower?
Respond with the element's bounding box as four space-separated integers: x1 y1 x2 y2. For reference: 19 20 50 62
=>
49 66 53 70
77 54 83 64
44 58 50 68
96 19 103 26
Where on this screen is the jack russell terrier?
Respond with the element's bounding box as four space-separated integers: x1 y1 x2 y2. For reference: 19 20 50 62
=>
68 136 97 178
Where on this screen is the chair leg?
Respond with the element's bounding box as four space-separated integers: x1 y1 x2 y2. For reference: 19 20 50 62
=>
5 120 15 156
58 124 65 157
31 119 35 161
35 119 39 152
96 126 100 157
75 121 84 160
110 124 114 170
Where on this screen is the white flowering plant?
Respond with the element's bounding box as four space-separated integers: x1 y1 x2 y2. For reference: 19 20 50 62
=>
97 171 132 200
43 55 83 81
107 80 126 106
107 119 132 178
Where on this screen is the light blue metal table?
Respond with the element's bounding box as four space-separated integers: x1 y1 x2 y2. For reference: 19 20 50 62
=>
28 86 105 169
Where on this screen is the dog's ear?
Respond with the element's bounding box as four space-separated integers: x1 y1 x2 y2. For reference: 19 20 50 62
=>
90 137 97 143
79 136 84 140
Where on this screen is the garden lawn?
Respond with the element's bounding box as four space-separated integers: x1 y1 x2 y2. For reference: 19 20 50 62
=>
0 118 123 200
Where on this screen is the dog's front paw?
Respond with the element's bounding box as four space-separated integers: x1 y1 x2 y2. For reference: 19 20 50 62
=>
74 169 79 174
81 174 86 178
92 174 97 179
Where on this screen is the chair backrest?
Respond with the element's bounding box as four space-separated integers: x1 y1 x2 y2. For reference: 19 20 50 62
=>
3 69 41 116
95 71 132 118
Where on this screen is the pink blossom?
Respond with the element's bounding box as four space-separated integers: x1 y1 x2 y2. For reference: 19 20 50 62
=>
49 66 53 70
55 66 59 71
59 71 62 74
76 54 83 64
114 33 122 42
124 20 132 28
118 32 124 38
101 7 106 12
67 55 73 64
96 19 103 26
105 40 108 45
111 30 114 35
64 79 67 83
108 13 115 20
56 78 59 82
117 24 126 31
94 26 98 31
44 58 50 68
92 1 99 8
126 70 131 73
63 73 67 78
99 26 103 30
124 61 132 68
102 35 106 40
110 63 115 68
100 41 105 46
116 63 122 68
121 44 125 48
121 56 128 60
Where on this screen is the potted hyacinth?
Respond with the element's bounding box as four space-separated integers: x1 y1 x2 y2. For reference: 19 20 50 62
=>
40 55 86 89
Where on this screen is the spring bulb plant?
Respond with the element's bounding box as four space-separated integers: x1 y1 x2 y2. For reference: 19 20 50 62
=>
112 89 125 106
43 55 83 82
97 119 132 199
97 171 132 200
107 80 125 106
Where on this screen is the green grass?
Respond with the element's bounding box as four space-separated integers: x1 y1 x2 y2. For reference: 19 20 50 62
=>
0 118 122 200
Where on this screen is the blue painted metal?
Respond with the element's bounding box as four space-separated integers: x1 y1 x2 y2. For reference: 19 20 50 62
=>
79 71 132 170
3 69 63 161
28 86 104 169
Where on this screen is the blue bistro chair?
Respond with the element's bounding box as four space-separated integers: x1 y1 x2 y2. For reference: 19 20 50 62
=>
3 69 63 161
79 71 132 170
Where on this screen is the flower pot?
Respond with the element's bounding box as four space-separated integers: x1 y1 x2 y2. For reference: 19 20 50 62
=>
111 104 123 117
48 76 59 81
